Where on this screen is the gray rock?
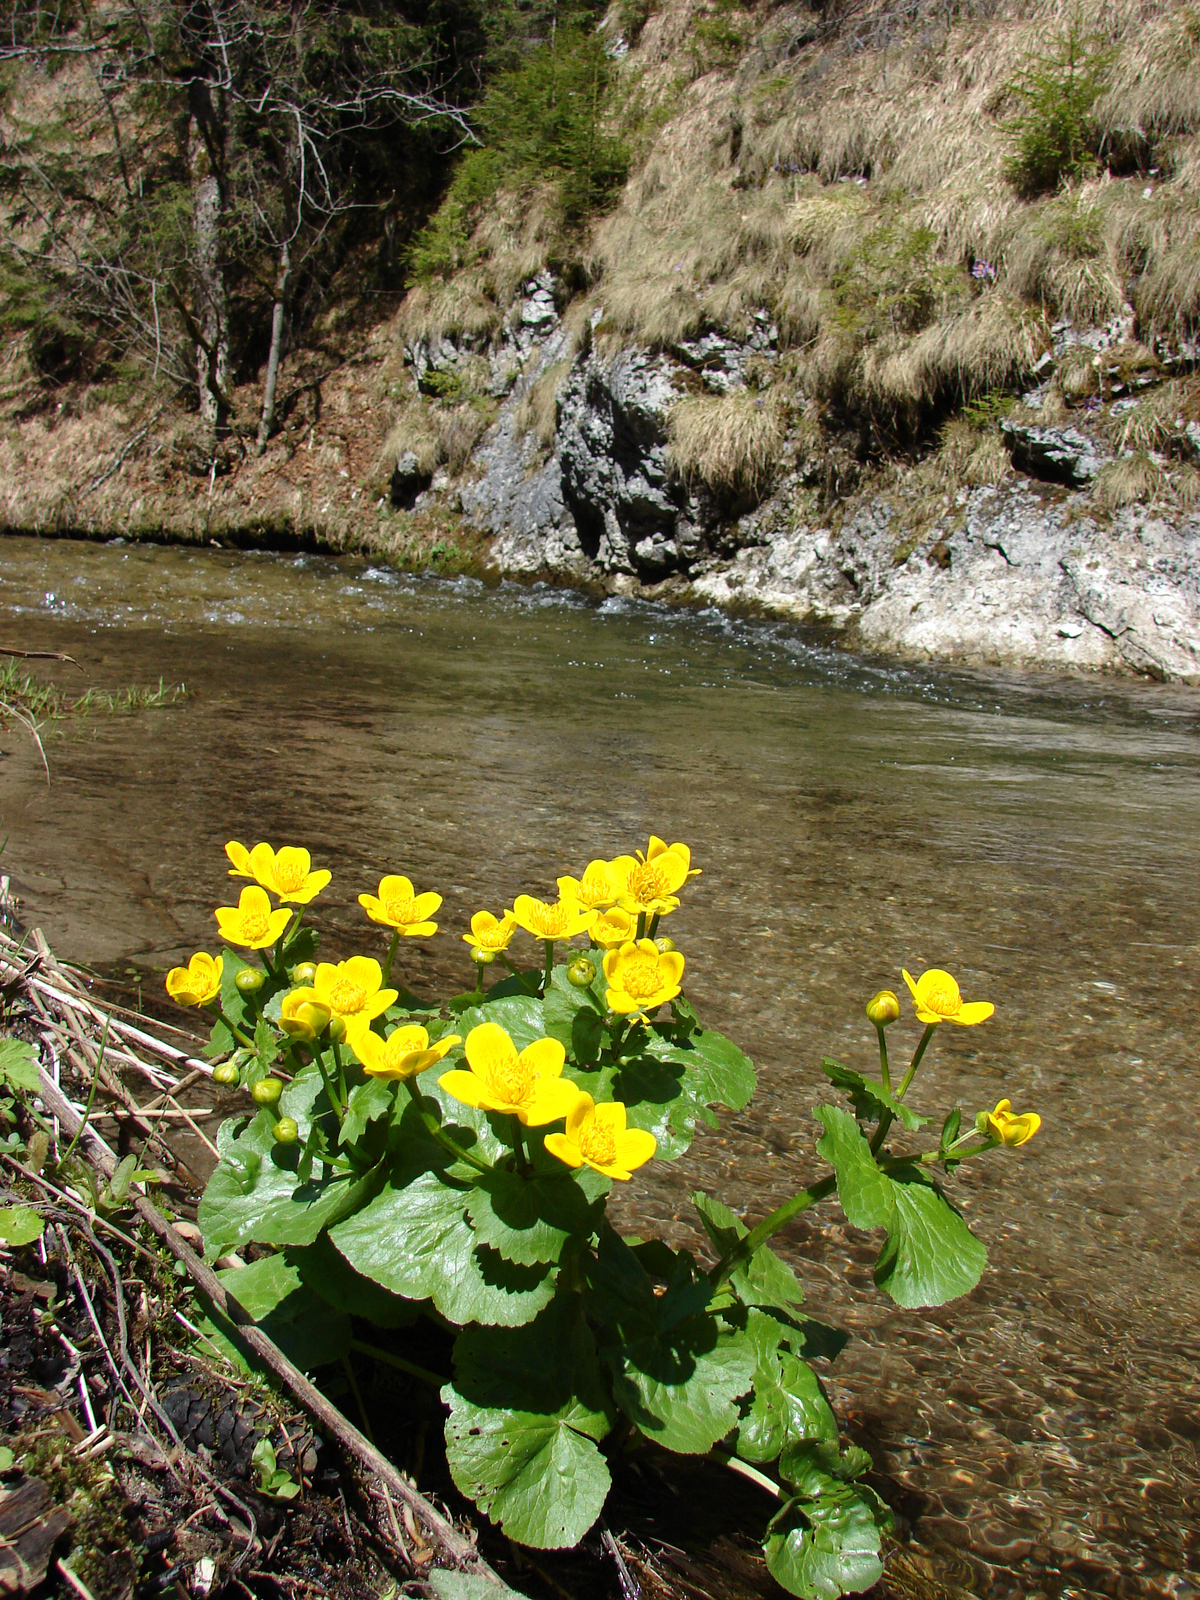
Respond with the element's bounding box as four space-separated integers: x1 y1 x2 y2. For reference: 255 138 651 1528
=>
1001 420 1107 486
391 451 431 510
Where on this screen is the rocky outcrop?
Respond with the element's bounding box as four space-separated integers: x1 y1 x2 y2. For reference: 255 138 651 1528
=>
395 278 1200 683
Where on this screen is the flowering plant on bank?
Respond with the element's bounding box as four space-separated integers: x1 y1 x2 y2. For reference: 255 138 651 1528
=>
168 836 1040 1600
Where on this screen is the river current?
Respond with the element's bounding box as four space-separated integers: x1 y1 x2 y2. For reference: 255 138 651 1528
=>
1 534 1198 1599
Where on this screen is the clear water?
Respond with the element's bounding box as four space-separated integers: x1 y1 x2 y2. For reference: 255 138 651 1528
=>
2 534 1198 1599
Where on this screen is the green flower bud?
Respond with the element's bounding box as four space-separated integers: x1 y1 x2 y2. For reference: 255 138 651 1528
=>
291 961 317 986
235 967 266 995
655 936 676 954
866 990 901 1027
327 1016 346 1044
212 1061 240 1087
471 946 496 965
567 956 596 988
273 1117 299 1144
251 1077 284 1106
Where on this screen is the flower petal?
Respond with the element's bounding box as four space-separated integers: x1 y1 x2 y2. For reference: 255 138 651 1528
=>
519 1076 583 1127
594 1100 628 1135
226 840 252 876
949 1001 995 1026
901 968 920 1003
379 874 415 901
465 1022 517 1077
519 1037 566 1080
544 1132 584 1168
438 1069 489 1109
614 1128 657 1170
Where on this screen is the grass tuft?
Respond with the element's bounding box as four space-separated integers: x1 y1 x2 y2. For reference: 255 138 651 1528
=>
667 387 786 494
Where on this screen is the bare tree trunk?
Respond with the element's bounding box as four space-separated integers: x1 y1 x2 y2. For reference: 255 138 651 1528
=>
190 121 230 438
256 239 290 454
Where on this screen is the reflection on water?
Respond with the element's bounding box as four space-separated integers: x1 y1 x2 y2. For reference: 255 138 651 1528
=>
2 534 1199 1599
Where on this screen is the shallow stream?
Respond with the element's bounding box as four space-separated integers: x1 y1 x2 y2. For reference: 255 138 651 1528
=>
1 534 1198 1599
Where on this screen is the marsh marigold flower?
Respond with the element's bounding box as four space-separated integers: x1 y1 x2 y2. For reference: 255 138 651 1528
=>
352 1023 460 1081
279 991 331 1041
902 968 994 1026
359 875 442 937
512 895 596 941
215 886 293 950
291 957 397 1037
610 837 698 919
588 907 636 950
603 938 685 1019
544 1093 656 1181
226 841 331 905
439 1022 579 1125
165 952 223 1008
462 910 518 959
557 860 619 912
984 1098 1041 1146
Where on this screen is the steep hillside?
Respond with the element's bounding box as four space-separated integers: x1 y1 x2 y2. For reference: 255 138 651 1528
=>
3 0 1200 677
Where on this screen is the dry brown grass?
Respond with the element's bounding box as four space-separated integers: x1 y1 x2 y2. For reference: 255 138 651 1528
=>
667 387 786 492
1093 453 1169 508
514 358 573 448
382 399 491 476
1116 376 1200 451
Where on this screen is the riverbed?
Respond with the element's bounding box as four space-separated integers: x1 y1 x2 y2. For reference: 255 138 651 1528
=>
2 533 1198 1599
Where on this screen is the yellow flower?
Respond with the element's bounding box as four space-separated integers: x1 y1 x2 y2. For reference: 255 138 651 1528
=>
589 907 636 950
225 841 331 905
358 875 442 937
291 957 398 1033
352 1023 461 1081
439 1022 580 1126
902 968 994 1026
279 992 332 1041
557 860 619 912
165 952 223 1008
462 910 519 958
512 895 596 941
544 1094 656 1181
609 837 697 918
215 886 293 950
602 938 685 1019
984 1098 1041 1146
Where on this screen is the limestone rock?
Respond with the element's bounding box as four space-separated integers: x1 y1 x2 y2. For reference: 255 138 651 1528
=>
1000 421 1108 486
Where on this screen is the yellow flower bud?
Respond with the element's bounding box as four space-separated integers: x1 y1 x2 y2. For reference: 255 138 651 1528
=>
251 1077 284 1106
273 1117 299 1144
327 1015 347 1044
655 937 676 954
866 990 901 1026
279 993 331 1042
291 961 317 985
212 1062 240 1086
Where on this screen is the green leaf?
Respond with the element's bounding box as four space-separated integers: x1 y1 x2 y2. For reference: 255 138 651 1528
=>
543 965 605 1062
443 1387 611 1548
0 1446 14 1472
620 1024 756 1159
292 1234 420 1327
0 1038 41 1093
764 1467 889 1600
340 1078 394 1147
466 1167 600 1265
587 1226 753 1454
200 1252 351 1372
814 1107 986 1308
429 1575 533 1600
735 1310 837 1464
445 1294 612 1547
453 995 546 1050
198 1108 381 1261
819 1059 928 1132
0 1205 44 1246
329 1164 557 1327
692 1191 804 1312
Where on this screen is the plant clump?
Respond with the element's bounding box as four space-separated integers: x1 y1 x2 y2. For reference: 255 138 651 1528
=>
164 831 1044 1600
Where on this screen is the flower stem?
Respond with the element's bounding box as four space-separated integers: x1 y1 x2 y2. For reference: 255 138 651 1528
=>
349 1338 445 1389
636 912 647 940
311 1042 344 1125
511 1115 532 1177
876 1023 892 1096
709 1174 837 1292
647 912 660 941
381 929 401 988
542 940 555 994
896 1023 937 1100
500 954 539 994
401 1079 493 1174
212 1005 255 1050
333 1040 348 1106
